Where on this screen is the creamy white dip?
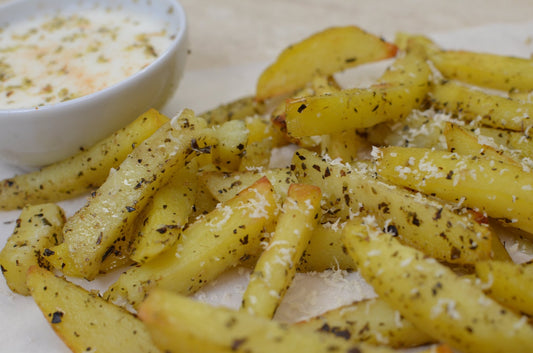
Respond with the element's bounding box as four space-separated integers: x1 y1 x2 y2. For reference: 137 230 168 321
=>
0 8 175 109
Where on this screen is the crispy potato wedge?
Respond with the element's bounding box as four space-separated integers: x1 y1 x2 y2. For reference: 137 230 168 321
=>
212 120 249 171
242 184 321 318
139 289 396 353
27 266 160 353
320 129 366 162
475 260 533 316
256 26 397 100
430 80 533 131
443 122 521 166
365 109 455 149
284 48 430 138
239 138 273 171
105 177 277 307
0 109 169 210
374 145 533 234
475 126 533 162
293 149 493 265
199 95 266 126
296 297 434 348
297 223 356 272
342 218 533 353
46 110 215 279
201 168 297 203
129 160 198 264
0 203 65 295
245 114 287 147
430 50 533 92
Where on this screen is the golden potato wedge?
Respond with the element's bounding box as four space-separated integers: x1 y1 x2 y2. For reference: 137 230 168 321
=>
342 218 533 353
475 126 533 162
245 114 287 147
374 145 533 234
0 203 65 295
430 80 533 131
0 108 169 210
293 149 493 265
296 297 434 348
284 48 430 138
139 289 396 353
365 109 452 149
256 26 398 100
26 266 160 353
320 129 366 162
242 183 321 318
201 168 297 203
430 50 533 92
239 138 273 171
199 95 266 126
297 223 356 272
129 160 198 264
46 110 215 279
105 177 277 307
212 120 249 171
475 260 533 316
443 122 521 166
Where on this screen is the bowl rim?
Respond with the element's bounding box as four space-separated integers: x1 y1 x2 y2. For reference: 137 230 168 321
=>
0 0 187 116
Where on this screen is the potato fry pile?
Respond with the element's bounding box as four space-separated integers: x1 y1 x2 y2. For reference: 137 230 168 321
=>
2 25 533 353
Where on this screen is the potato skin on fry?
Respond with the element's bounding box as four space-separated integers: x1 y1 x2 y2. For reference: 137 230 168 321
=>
292 149 493 265
241 183 322 318
256 26 397 100
0 109 169 210
284 49 430 137
27 266 160 353
296 297 434 348
0 203 65 295
105 176 278 307
139 289 396 353
47 110 215 280
342 218 533 353
375 146 533 234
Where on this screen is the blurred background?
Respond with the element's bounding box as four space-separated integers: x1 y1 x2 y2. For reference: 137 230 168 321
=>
177 0 533 70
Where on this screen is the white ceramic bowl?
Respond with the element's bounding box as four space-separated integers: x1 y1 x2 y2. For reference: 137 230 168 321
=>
0 0 188 168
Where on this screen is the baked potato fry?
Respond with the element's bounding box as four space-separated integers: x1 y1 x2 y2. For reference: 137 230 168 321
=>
430 80 533 131
342 218 533 353
242 184 321 318
296 297 434 348
475 260 533 316
199 95 266 126
46 110 215 280
0 108 169 210
212 120 249 171
284 48 430 138
129 160 199 264
201 168 297 203
475 126 533 162
105 176 277 307
27 266 160 353
245 114 287 147
365 109 451 149
139 289 396 353
297 223 356 272
0 203 65 295
293 149 493 265
239 138 273 171
374 145 533 234
443 122 521 166
256 26 398 100
430 50 533 92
